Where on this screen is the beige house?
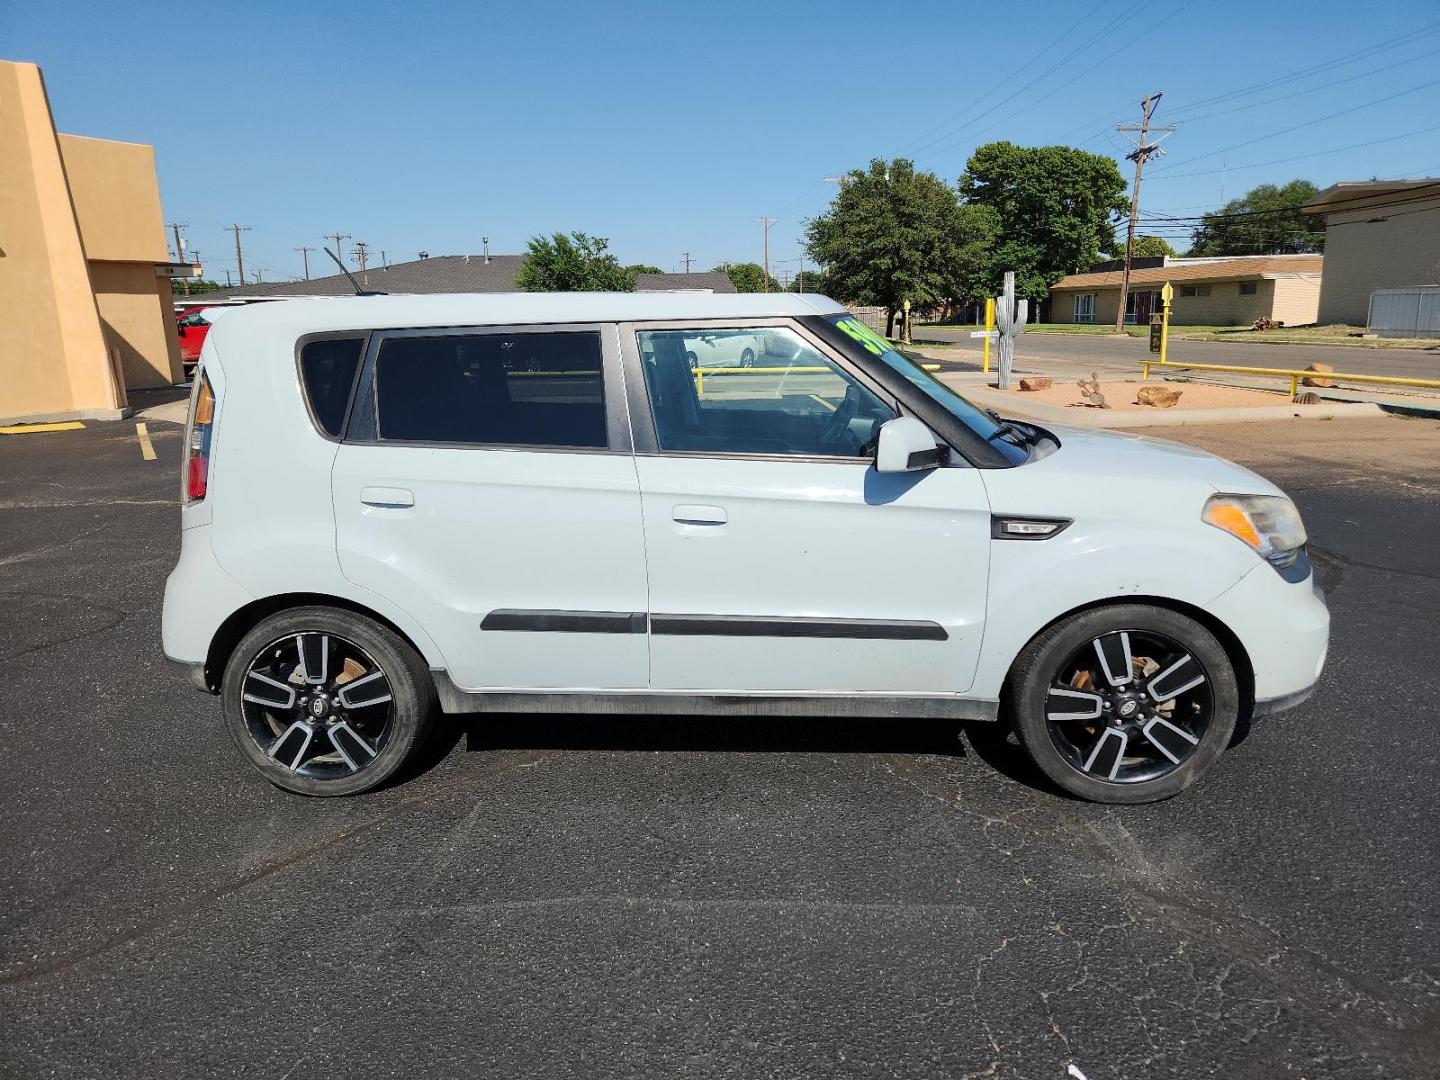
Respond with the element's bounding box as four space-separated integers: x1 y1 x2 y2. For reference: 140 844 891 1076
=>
1301 179 1440 326
0 60 185 425
1048 255 1323 328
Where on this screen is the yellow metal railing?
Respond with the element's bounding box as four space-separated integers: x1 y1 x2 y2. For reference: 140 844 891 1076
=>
691 362 943 395
1140 358 1440 398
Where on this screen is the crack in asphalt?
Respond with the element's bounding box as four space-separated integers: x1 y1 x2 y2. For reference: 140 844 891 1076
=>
0 751 548 986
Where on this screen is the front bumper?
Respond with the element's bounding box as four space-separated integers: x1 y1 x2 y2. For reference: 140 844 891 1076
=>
165 655 213 693
1208 560 1329 710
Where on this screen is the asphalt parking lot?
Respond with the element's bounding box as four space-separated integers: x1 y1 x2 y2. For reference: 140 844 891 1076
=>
2 412 1437 1079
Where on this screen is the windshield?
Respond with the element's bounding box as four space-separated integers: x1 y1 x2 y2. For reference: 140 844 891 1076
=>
822 314 1030 464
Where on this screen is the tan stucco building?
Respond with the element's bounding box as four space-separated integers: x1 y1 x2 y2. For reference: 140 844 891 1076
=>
1302 180 1440 326
1 60 184 424
1048 255 1322 328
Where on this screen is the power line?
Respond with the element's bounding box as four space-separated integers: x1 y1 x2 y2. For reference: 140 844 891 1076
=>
923 0 1195 163
896 0 1124 158
1140 183 1440 224
1147 123 1440 180
323 232 350 265
1167 45 1440 128
1164 22 1440 117
1151 75 1440 174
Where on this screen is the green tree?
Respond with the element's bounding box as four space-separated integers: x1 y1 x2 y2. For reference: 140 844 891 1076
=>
789 268 828 293
171 278 227 295
805 158 983 334
624 263 663 275
958 141 1129 304
1122 234 1178 260
516 232 636 292
714 261 780 293
1187 180 1324 256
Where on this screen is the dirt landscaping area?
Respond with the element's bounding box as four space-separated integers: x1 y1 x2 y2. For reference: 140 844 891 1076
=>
995 378 1293 412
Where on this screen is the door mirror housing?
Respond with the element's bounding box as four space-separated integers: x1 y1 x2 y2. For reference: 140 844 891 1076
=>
875 417 946 473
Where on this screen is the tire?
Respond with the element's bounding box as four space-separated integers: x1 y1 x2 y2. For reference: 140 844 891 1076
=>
739 347 756 367
221 606 436 796
1006 604 1238 804
686 351 698 368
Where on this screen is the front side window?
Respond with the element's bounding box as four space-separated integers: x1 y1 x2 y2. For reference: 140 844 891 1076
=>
637 327 894 458
372 331 605 448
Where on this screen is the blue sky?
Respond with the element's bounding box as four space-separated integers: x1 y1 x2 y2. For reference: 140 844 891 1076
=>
7 0 1439 284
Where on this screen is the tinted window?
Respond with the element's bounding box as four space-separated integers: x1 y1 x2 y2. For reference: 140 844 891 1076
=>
637 327 894 458
299 337 364 436
374 331 605 448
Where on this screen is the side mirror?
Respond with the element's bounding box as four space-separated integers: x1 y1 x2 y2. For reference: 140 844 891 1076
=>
875 417 946 473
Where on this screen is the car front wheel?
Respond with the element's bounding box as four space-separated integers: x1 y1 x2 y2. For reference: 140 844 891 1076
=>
221 606 435 796
1007 604 1239 803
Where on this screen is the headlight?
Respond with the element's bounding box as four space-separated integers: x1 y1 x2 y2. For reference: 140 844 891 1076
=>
1202 493 1307 567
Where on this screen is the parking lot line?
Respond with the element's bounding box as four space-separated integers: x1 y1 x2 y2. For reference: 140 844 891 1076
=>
0 421 86 435
135 422 157 461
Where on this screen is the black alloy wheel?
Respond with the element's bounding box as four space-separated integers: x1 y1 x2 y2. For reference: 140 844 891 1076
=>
222 607 434 796
1008 605 1239 803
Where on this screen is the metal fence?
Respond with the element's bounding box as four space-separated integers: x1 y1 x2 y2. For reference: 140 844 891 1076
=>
1368 286 1440 338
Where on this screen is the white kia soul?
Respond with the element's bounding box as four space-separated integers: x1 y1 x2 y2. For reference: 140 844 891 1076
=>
162 293 1328 803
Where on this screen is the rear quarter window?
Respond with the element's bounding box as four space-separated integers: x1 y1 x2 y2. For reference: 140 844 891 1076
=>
299 337 365 437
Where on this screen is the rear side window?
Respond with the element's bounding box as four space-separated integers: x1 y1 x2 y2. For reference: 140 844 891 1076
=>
299 337 364 436
372 331 606 448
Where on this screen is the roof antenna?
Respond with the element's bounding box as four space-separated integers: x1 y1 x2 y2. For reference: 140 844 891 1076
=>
323 246 386 296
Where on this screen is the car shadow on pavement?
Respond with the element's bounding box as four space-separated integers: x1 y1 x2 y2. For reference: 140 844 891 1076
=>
387 711 1060 798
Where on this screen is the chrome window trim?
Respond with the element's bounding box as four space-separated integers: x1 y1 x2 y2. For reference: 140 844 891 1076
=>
294 331 371 444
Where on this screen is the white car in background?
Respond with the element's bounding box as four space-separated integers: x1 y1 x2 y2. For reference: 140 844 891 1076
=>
683 331 762 368
163 292 1328 804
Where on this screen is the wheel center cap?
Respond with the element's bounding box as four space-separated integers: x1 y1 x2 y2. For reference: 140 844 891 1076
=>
309 696 330 719
1118 699 1139 717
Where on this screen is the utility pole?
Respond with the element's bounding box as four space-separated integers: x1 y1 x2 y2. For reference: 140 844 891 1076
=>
294 246 314 280
798 252 805 293
323 232 350 266
755 217 778 292
353 241 370 273
681 251 692 274
169 223 190 296
254 268 264 284
1113 92 1175 333
223 224 252 292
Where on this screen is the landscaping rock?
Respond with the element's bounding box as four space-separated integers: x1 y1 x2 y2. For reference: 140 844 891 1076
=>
1018 377 1052 391
1136 385 1183 408
1302 362 1334 387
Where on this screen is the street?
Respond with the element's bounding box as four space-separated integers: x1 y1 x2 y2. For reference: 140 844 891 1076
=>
1 415 1437 1079
917 325 1440 382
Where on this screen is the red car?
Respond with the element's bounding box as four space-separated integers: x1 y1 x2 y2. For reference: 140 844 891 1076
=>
176 307 213 378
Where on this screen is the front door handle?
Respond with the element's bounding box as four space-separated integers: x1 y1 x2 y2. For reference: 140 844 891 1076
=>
672 504 727 526
360 486 414 508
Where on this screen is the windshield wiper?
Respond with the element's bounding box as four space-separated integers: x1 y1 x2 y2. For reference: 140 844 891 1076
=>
986 419 1040 447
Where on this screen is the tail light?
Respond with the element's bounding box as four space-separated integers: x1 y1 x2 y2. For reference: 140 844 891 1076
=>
185 374 215 503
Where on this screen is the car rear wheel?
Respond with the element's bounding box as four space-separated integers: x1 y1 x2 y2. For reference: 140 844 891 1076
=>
221 606 435 796
1007 604 1238 803
739 347 756 367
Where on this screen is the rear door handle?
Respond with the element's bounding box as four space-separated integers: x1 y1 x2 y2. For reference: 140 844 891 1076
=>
360 486 414 508
672 504 727 526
